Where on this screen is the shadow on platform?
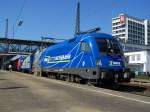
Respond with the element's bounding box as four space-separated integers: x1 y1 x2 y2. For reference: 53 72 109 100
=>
0 86 28 90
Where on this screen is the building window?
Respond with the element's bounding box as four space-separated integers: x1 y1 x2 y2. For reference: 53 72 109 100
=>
131 55 135 61
137 54 141 61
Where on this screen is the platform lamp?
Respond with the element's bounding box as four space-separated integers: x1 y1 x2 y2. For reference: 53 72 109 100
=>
13 20 23 39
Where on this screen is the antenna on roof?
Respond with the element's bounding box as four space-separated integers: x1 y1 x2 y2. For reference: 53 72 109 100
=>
75 1 80 35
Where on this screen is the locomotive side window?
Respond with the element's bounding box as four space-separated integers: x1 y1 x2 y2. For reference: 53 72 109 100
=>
80 42 91 52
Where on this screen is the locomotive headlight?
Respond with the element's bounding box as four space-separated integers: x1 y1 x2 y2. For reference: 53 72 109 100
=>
96 60 102 66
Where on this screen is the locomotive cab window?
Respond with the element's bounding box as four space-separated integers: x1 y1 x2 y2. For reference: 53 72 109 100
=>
96 39 108 54
80 42 91 52
96 38 122 56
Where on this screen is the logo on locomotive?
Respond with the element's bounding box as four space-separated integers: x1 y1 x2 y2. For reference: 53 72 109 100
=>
44 54 71 64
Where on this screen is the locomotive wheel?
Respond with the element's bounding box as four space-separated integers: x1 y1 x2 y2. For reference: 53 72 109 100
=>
56 74 60 79
50 74 53 79
70 75 74 82
66 75 70 82
52 74 55 79
50 73 53 78
48 73 51 78
74 76 80 83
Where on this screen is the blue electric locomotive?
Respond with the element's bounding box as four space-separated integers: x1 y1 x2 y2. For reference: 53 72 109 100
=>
37 2 130 84
39 32 130 84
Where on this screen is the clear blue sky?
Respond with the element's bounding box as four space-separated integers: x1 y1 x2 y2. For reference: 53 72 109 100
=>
0 0 150 40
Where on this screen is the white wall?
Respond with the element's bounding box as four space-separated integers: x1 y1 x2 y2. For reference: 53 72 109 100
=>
145 51 150 72
125 51 146 64
125 50 150 72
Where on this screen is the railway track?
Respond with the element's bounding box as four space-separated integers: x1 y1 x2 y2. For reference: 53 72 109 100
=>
39 73 150 97
96 82 150 97
45 74 150 97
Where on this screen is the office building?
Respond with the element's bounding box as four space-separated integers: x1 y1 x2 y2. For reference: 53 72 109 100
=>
112 13 150 45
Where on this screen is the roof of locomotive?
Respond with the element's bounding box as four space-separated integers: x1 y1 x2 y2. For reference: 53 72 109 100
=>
43 33 114 52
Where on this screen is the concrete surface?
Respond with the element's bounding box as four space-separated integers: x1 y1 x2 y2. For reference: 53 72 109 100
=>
0 70 150 112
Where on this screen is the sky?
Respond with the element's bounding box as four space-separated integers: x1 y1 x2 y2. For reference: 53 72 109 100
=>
0 0 150 40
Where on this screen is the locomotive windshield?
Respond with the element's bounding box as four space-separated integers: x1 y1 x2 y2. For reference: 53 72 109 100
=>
96 38 123 56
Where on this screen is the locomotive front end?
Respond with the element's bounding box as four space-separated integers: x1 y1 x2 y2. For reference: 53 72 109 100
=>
95 37 131 83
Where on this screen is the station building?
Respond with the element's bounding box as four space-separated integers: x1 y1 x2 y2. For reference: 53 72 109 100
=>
122 44 150 74
124 50 150 74
122 42 150 74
